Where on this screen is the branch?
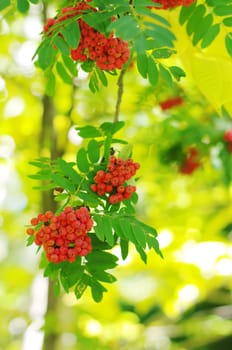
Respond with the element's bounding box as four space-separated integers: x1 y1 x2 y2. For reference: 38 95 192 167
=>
113 68 126 123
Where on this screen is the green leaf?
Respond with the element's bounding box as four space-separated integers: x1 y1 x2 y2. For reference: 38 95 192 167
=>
225 32 232 57
120 238 129 260
152 48 175 59
56 158 81 185
53 35 70 56
76 148 89 173
87 139 100 164
137 53 148 79
62 55 77 76
76 125 102 138
96 68 108 87
100 121 125 135
147 56 158 86
0 0 11 11
89 278 107 302
17 0 29 13
38 41 55 70
146 235 163 258
86 250 118 269
179 1 197 25
135 245 147 264
223 16 232 26
169 66 186 81
74 274 89 299
102 216 114 246
78 191 100 207
93 215 105 241
159 64 173 86
29 0 39 3
61 21 80 49
107 15 139 41
26 235 35 246
214 5 232 16
89 72 99 93
201 23 220 48
192 13 213 46
45 70 56 96
119 218 137 245
56 61 73 84
131 223 146 249
59 261 84 291
51 173 75 192
186 5 206 37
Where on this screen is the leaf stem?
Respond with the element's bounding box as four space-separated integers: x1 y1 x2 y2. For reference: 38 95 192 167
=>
113 68 126 123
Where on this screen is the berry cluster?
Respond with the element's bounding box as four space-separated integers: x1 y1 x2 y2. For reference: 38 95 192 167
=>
90 156 140 204
153 0 194 9
26 206 93 263
160 96 183 111
223 130 232 153
179 147 201 175
43 1 130 71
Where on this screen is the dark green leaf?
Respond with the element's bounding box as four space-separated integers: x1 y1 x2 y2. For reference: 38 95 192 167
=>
61 21 80 49
87 139 100 164
17 0 29 13
60 261 84 291
225 32 232 57
0 0 11 11
147 56 158 86
76 125 102 138
56 61 73 84
78 191 100 207
137 53 148 79
76 148 89 173
119 218 137 244
201 23 220 48
87 268 116 283
93 215 105 241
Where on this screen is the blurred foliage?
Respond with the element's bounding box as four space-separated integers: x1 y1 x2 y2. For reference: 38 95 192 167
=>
1 1 232 350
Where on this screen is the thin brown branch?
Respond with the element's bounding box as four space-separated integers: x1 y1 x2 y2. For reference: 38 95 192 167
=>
113 68 126 123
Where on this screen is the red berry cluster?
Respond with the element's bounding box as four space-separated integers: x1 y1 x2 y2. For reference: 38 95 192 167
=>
160 96 183 111
26 206 93 263
43 1 130 71
90 156 140 204
152 0 194 9
223 130 232 153
179 147 201 175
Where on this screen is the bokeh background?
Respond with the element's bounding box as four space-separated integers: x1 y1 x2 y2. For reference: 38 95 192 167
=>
1 1 232 350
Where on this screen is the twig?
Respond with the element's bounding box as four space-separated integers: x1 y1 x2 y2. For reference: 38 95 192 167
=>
113 68 126 123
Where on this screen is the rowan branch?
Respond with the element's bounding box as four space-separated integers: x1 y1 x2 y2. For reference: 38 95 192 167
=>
113 68 126 123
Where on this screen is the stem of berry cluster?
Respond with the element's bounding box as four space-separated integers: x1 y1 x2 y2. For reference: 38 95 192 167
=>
113 68 126 123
